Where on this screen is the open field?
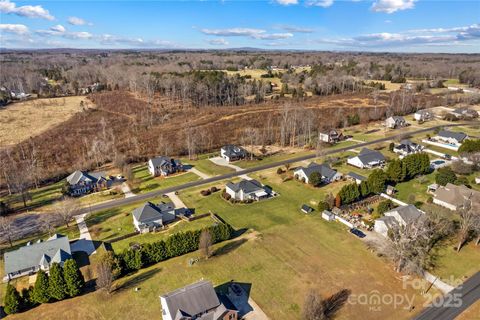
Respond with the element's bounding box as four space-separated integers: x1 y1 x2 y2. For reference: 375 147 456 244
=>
182 155 235 176
0 96 92 147
131 164 202 194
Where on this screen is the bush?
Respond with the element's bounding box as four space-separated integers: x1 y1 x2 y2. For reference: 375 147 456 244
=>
200 190 211 196
458 139 480 154
4 283 21 314
277 168 284 174
389 142 395 152
377 200 394 215
222 192 231 200
318 201 330 211
210 186 218 193
436 167 457 186
426 196 433 204
309 172 322 187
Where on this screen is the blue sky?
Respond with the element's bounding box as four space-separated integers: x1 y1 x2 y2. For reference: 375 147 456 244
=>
0 0 479 52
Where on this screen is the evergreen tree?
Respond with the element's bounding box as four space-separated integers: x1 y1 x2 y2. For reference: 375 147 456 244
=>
387 159 404 182
359 181 370 197
20 286 36 310
32 269 50 304
48 263 67 301
63 259 85 297
4 283 21 314
309 172 322 187
436 167 457 186
368 169 387 194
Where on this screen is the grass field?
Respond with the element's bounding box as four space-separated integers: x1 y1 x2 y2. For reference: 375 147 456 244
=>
235 149 313 169
5 171 432 319
0 96 91 146
131 165 202 194
0 181 64 211
182 157 235 176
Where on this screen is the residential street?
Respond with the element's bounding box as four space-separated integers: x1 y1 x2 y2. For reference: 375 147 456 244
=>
76 123 477 216
413 272 480 320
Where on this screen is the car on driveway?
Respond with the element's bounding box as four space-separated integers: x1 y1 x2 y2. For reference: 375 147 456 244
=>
349 228 366 238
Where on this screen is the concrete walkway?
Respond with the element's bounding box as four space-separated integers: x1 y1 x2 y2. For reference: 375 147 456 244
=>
70 213 96 255
121 182 136 198
166 191 187 208
209 157 250 179
423 271 455 294
380 193 409 206
188 167 211 179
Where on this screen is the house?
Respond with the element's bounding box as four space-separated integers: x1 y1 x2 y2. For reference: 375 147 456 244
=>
385 116 407 129
301 205 314 214
9 89 30 100
132 202 178 232
433 183 480 211
220 145 247 162
3 234 71 281
319 129 343 144
322 210 335 221
393 139 424 157
347 172 367 185
414 109 434 121
225 179 271 201
347 148 386 169
450 107 479 120
160 280 238 320
66 170 109 196
435 130 468 146
293 163 342 184
148 156 183 177
374 205 423 237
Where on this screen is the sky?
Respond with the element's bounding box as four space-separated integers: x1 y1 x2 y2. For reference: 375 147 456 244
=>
0 0 479 52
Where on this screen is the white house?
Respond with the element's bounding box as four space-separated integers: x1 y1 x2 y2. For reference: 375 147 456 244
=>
160 280 238 320
347 148 386 169
225 179 270 201
414 109 433 121
148 156 182 176
220 145 247 162
385 116 407 129
435 130 468 146
293 163 342 184
393 140 424 157
319 130 343 144
374 205 423 237
433 183 480 211
132 202 177 232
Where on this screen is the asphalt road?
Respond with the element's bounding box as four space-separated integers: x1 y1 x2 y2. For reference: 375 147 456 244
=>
78 122 478 215
413 271 480 320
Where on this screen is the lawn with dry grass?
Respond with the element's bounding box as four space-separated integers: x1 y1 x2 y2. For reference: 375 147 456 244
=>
0 96 92 147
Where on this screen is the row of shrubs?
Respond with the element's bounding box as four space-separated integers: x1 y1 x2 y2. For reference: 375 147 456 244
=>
108 222 234 276
200 186 219 196
221 191 254 204
3 259 84 315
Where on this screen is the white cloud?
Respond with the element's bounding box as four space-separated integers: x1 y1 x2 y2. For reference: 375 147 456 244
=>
281 25 314 33
64 31 93 39
200 28 265 37
50 24 66 33
371 0 416 14
252 32 293 40
98 34 176 48
306 0 334 8
68 16 92 26
274 0 299 5
0 23 29 34
207 38 229 45
0 0 54 20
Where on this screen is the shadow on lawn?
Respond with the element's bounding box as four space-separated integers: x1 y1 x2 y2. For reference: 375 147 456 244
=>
117 268 161 291
214 238 248 257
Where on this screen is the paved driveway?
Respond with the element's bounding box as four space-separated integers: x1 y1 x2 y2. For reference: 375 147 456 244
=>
71 213 96 255
209 157 250 179
166 191 187 208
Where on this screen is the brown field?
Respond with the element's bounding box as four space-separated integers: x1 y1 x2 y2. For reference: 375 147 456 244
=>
0 96 92 147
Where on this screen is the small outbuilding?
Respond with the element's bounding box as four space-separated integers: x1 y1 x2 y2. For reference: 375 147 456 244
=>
322 210 335 221
301 205 314 214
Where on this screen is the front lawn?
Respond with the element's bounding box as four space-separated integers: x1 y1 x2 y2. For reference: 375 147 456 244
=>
131 165 201 194
183 158 235 176
234 150 313 169
0 181 63 212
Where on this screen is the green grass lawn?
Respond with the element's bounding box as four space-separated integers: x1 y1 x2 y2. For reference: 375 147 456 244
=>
395 173 436 205
0 181 63 212
7 167 433 320
234 150 313 169
182 158 235 176
131 165 201 194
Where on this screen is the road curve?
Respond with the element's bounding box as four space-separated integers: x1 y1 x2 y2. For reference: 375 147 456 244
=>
413 271 480 320
78 122 478 215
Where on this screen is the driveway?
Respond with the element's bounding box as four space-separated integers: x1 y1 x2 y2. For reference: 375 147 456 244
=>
121 182 136 198
187 167 211 179
166 191 187 208
209 157 251 179
70 213 96 255
226 284 269 320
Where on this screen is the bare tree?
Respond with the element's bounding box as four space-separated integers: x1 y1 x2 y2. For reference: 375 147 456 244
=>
0 216 14 247
96 261 113 293
303 288 351 320
199 229 213 259
456 197 480 252
54 197 80 228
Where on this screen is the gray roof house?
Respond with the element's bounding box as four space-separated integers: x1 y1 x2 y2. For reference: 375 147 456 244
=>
132 202 178 232
347 172 367 185
3 234 71 281
433 183 480 211
225 179 270 201
148 156 183 177
436 130 468 145
159 280 238 320
450 107 479 119
319 129 343 144
393 139 424 157
385 116 407 129
220 145 247 162
414 109 434 121
347 148 386 169
293 163 342 184
374 205 423 237
66 170 109 196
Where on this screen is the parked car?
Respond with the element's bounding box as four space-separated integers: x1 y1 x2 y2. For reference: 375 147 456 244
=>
349 228 366 238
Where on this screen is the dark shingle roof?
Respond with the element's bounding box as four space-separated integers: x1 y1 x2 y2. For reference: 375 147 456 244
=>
437 130 467 142
226 179 263 193
161 280 221 318
297 163 338 180
221 145 246 158
132 202 175 223
150 156 180 168
347 172 367 181
357 148 386 164
66 170 106 185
